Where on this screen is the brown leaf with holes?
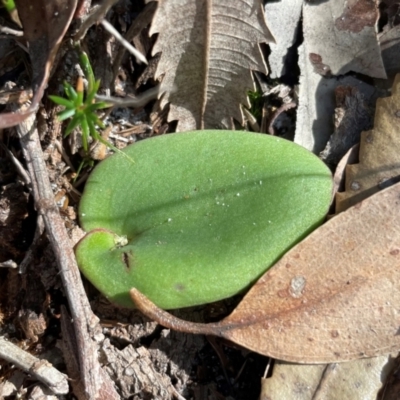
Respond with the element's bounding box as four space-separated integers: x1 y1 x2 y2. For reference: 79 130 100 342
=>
0 0 77 128
131 181 400 363
335 73 400 213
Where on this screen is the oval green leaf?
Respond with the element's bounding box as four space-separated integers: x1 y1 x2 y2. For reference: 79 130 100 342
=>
76 131 332 309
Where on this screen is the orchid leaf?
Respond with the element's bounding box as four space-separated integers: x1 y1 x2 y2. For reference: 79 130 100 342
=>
75 131 332 309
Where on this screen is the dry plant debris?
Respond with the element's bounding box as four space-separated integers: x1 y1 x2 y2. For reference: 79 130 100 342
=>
150 0 274 131
303 0 386 78
0 0 77 128
131 179 400 363
1 0 400 398
260 356 395 400
336 73 400 213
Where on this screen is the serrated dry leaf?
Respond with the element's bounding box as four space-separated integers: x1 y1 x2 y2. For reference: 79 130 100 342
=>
131 181 400 363
0 0 77 129
149 0 273 131
336 73 400 212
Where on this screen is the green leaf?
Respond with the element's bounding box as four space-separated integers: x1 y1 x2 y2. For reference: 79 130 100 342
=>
85 79 101 104
57 108 76 121
86 101 110 113
76 131 333 309
80 51 95 92
80 116 90 151
76 86 84 107
48 95 74 108
86 111 105 129
63 82 78 102
64 114 82 136
2 0 15 12
86 116 99 139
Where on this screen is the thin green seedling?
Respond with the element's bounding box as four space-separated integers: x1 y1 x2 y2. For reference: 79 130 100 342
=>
247 90 264 122
49 51 134 167
2 0 15 12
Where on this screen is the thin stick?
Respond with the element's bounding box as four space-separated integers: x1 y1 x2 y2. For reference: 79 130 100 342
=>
16 112 119 400
95 85 161 108
130 288 220 336
0 260 18 268
0 25 24 36
0 336 68 394
101 19 147 64
112 1 157 80
0 143 31 186
73 0 118 42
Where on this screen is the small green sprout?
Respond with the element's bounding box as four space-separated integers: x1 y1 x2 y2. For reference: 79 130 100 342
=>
49 52 133 163
2 0 15 13
248 90 264 122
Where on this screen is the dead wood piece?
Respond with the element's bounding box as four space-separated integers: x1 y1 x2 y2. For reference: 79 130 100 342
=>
0 336 68 395
102 339 176 399
16 112 119 400
60 307 86 400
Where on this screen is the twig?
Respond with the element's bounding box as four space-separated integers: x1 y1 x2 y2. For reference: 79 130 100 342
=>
95 85 162 108
262 357 272 379
0 336 68 394
55 139 76 173
0 143 31 186
101 19 147 65
108 132 130 143
0 260 18 268
0 24 24 36
73 0 119 42
16 111 119 400
112 1 157 80
242 106 260 132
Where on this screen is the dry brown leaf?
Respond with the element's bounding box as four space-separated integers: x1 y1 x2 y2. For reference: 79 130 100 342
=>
260 356 395 399
336 73 400 212
303 0 386 79
149 0 273 131
265 0 302 79
0 0 77 129
131 181 400 363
